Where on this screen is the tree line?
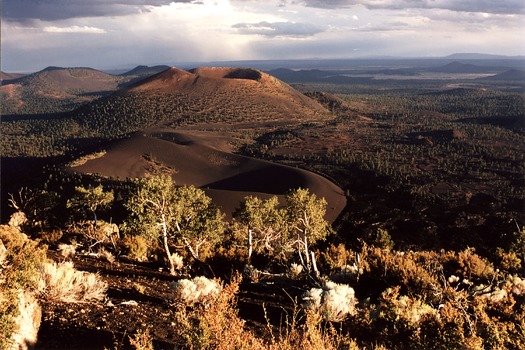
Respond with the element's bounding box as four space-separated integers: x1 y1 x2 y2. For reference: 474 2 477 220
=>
11 175 332 277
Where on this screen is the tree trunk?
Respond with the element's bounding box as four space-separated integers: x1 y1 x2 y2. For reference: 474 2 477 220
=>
248 228 253 262
310 251 319 278
161 214 175 275
304 234 310 271
182 237 199 261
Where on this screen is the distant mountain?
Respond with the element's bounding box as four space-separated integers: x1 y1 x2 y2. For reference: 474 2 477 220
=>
0 66 125 115
0 71 26 82
266 68 372 84
428 61 493 74
482 69 525 81
121 65 171 77
444 53 525 60
15 66 122 92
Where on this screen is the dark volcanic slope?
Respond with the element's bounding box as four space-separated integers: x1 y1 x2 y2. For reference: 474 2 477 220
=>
483 69 525 81
120 65 171 77
71 130 346 222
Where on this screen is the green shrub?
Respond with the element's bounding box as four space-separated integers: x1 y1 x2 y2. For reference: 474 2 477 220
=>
121 235 150 261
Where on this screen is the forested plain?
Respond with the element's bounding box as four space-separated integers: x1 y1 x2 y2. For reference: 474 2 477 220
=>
1 63 525 349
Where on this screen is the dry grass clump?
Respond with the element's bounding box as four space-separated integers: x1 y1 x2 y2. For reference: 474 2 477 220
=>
0 225 47 350
98 247 115 263
171 276 222 307
170 252 184 271
58 243 76 258
303 281 358 322
172 275 266 350
37 261 107 303
509 275 525 296
8 291 41 350
289 263 303 278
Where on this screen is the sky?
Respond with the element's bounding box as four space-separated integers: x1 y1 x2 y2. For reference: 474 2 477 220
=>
2 0 525 72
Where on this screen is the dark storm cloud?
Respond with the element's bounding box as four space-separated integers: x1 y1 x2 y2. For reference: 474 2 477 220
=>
233 21 323 37
2 0 191 22
294 0 525 15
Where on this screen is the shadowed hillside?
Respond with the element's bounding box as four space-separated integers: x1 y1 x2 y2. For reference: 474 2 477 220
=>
428 61 495 74
70 130 346 221
120 65 171 77
483 69 525 81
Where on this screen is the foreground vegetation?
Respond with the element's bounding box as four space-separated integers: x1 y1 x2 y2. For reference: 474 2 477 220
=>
2 176 525 349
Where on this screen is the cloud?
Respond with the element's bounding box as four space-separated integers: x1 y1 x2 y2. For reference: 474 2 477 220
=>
233 21 324 37
291 0 525 15
2 0 191 22
352 21 413 32
2 0 524 72
43 26 107 34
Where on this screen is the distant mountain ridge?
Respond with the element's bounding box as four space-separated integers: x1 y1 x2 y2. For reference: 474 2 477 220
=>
428 61 495 74
0 66 125 115
0 71 26 81
444 53 525 60
483 69 525 81
120 65 171 77
16 66 121 90
0 66 181 115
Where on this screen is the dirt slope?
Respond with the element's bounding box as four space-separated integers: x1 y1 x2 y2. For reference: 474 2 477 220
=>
71 130 346 222
123 67 330 124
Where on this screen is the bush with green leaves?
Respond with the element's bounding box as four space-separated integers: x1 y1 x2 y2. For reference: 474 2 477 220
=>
233 188 333 274
66 184 114 228
124 175 224 274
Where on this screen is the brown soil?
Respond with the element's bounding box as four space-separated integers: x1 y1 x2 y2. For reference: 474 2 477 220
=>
126 67 331 124
34 249 298 350
71 129 346 222
36 252 178 349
